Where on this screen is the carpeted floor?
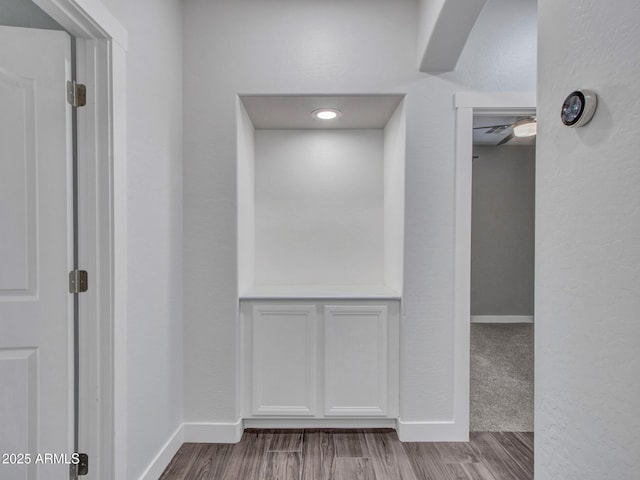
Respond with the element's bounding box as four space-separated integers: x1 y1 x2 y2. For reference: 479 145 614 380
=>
470 323 534 432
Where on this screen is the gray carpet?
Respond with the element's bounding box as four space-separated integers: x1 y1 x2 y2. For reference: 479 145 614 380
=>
470 323 534 432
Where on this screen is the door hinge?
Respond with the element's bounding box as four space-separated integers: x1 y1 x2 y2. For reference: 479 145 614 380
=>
69 453 89 478
69 270 88 294
66 80 86 107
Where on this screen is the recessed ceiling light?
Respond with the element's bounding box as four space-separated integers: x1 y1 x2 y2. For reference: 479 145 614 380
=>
513 118 537 137
312 108 342 120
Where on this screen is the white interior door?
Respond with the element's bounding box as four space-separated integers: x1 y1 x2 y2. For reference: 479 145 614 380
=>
0 26 74 479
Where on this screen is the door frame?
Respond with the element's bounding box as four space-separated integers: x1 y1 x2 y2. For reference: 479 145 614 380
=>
453 92 536 437
32 1 128 478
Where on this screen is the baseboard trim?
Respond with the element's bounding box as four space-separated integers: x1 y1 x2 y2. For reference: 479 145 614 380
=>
137 420 244 479
137 416 469 476
138 424 184 480
471 315 534 324
395 419 468 442
183 419 245 443
244 418 397 429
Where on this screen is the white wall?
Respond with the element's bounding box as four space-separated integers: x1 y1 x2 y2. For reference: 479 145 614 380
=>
237 99 255 294
417 0 445 60
384 101 406 293
416 0 487 73
536 0 640 478
254 129 384 287
95 0 183 478
471 145 535 316
183 0 537 431
454 0 537 89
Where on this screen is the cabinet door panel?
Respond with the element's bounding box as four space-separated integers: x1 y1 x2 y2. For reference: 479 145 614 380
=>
252 305 317 415
324 305 388 416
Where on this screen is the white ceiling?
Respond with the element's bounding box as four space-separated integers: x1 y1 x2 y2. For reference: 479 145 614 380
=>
240 95 404 130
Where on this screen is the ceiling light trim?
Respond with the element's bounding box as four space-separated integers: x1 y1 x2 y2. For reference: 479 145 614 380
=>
312 108 342 120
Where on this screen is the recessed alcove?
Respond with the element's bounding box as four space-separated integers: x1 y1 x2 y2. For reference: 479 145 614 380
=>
237 95 406 299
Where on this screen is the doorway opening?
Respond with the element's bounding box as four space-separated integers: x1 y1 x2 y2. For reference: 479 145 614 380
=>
452 92 535 439
469 114 535 432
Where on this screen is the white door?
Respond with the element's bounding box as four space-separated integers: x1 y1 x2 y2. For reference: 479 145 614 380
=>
0 26 74 479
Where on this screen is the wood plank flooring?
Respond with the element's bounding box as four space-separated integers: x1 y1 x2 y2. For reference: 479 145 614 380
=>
159 429 533 480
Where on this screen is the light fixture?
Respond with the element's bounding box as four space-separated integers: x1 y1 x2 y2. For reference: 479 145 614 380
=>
513 118 537 137
312 108 341 120
561 90 597 127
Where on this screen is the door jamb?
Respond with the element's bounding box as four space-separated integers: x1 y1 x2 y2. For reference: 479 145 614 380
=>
453 92 536 437
32 1 128 478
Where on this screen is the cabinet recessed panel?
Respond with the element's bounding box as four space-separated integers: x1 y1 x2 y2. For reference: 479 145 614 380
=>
0 71 36 294
252 305 317 415
324 305 388 416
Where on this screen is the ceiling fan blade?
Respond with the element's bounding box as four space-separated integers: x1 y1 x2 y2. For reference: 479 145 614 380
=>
497 132 515 146
473 124 513 130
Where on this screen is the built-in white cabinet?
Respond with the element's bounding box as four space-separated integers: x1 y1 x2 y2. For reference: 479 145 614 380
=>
237 95 405 425
241 300 399 422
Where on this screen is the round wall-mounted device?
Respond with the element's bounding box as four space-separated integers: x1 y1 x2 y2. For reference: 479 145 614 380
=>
561 90 597 127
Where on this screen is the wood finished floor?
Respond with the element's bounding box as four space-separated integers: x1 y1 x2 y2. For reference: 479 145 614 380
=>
159 429 533 480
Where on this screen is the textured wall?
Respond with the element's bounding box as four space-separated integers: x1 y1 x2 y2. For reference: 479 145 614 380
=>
416 0 488 73
97 0 184 478
183 0 537 427
536 0 640 478
454 0 537 90
471 145 535 316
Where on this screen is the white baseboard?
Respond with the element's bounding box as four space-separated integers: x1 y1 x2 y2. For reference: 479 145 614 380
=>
139 416 471 476
471 315 534 324
183 419 245 443
138 424 184 480
137 420 244 479
244 418 397 429
395 419 468 442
